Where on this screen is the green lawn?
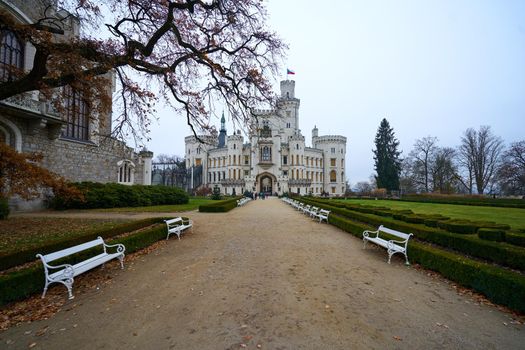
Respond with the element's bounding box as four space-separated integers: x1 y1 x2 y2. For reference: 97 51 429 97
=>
0 218 130 256
92 198 216 213
335 199 525 229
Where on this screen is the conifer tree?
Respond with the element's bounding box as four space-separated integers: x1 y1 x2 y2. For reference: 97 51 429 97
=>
373 118 402 191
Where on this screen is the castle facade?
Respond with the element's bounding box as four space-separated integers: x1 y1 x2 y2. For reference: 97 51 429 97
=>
185 80 347 196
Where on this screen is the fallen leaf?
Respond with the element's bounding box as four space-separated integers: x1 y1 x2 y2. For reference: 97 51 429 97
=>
29 343 37 348
393 336 402 341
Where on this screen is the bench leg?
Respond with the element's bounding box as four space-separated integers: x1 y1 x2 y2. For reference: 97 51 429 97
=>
387 250 394 264
63 278 75 299
41 285 48 299
119 255 125 269
404 254 410 266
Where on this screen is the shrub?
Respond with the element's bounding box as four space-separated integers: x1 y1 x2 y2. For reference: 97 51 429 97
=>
437 220 478 234
478 228 506 242
506 232 525 248
0 197 9 220
199 198 239 212
50 182 188 209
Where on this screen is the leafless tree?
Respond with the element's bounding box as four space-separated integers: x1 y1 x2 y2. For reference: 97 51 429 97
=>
497 140 525 195
0 0 286 142
431 147 457 193
456 126 504 194
408 136 438 192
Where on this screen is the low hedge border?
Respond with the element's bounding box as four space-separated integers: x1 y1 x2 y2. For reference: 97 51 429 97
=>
327 214 525 313
199 197 241 212
478 228 506 242
50 182 189 209
299 198 525 272
507 232 525 248
0 220 171 306
0 218 165 272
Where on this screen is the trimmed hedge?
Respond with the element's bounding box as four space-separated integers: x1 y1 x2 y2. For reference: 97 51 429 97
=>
199 197 240 212
398 194 525 209
327 213 525 313
478 228 506 242
507 232 525 248
0 218 166 272
299 198 525 271
0 221 170 306
50 182 189 209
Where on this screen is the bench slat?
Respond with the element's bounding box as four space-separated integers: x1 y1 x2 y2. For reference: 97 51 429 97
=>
378 225 412 240
43 238 105 262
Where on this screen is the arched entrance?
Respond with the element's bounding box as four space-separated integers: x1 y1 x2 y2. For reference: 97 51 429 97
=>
256 172 277 196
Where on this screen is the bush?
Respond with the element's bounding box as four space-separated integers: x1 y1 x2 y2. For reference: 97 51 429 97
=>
478 228 506 242
0 197 9 220
0 221 170 306
437 220 478 234
506 232 525 248
199 198 239 212
0 218 167 271
50 182 188 209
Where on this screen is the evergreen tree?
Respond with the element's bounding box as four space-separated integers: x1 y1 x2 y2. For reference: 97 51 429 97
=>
373 118 402 191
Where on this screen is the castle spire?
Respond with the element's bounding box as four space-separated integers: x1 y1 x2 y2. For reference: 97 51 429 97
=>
218 110 227 147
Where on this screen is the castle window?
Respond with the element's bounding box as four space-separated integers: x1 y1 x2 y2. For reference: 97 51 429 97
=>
283 170 288 176
117 160 135 184
331 186 336 193
244 170 249 176
0 28 24 82
286 122 291 128
331 147 336 153
296 144 299 150
330 158 336 167
195 158 201 166
330 170 337 183
62 86 89 141
233 144 236 150
244 155 249 165
261 146 271 162
341 159 344 167
283 155 288 165
196 147 201 154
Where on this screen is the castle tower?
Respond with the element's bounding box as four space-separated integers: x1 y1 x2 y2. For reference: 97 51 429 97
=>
277 80 300 136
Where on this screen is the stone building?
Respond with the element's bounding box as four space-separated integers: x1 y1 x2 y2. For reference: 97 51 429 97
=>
0 0 153 210
185 80 347 196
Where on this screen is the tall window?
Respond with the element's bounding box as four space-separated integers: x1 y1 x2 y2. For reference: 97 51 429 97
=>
62 86 89 141
244 155 249 165
118 160 135 184
330 158 336 167
330 170 337 183
261 146 271 162
0 29 23 82
283 155 288 165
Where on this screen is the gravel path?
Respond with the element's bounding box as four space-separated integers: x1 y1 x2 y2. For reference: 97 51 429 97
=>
2 197 523 349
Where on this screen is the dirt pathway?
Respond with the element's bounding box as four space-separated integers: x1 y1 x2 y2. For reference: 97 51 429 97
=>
1 197 523 349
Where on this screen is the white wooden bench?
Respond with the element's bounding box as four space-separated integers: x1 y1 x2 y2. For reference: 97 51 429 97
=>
314 209 330 223
36 237 125 299
362 225 413 265
165 217 193 240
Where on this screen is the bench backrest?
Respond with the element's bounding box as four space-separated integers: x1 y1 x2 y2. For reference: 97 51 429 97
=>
378 225 412 240
40 237 105 263
165 217 183 226
319 209 330 215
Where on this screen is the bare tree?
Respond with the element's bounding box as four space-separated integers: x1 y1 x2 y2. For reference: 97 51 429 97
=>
457 126 504 194
431 147 457 193
0 0 286 141
354 181 374 196
497 140 525 195
408 136 438 192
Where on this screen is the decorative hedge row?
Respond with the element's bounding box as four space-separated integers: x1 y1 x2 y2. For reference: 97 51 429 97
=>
0 218 166 272
507 232 525 248
478 228 506 242
0 221 171 306
299 198 525 271
50 182 189 209
327 214 525 313
198 197 240 212
397 194 525 209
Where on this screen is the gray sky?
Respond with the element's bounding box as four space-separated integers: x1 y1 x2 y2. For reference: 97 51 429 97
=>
144 0 525 185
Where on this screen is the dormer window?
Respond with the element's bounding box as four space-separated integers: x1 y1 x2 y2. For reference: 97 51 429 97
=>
0 28 24 82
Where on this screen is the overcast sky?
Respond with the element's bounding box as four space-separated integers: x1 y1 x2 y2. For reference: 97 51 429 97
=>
144 0 525 185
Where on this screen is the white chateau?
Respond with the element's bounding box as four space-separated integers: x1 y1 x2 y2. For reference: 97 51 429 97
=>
185 80 347 196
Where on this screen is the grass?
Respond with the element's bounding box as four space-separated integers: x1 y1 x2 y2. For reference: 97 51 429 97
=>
335 199 525 229
91 198 216 213
0 218 131 256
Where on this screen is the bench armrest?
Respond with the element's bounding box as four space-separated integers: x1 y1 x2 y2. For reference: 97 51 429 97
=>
103 242 126 254
363 229 379 239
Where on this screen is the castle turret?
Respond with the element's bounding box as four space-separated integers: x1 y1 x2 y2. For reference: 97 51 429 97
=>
218 111 227 148
280 80 295 99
